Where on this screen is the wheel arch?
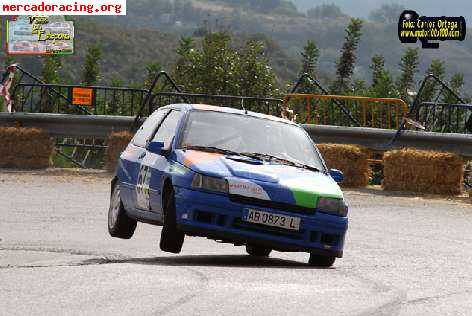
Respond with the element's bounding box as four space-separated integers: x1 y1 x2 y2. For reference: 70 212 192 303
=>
161 176 174 208
110 176 119 197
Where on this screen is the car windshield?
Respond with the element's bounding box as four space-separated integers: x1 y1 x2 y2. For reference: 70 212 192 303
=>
180 110 325 171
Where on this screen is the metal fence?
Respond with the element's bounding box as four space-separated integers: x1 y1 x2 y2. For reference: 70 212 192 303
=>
10 69 363 131
284 94 409 129
12 83 147 116
391 73 470 144
288 74 360 127
131 71 284 130
415 102 472 134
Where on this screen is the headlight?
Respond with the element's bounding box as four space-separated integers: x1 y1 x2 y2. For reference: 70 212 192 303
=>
192 174 228 194
316 198 348 217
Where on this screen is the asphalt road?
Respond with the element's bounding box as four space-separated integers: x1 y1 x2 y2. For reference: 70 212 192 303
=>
0 170 471 316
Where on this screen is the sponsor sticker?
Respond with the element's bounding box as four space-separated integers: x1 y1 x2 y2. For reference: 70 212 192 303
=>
227 178 270 200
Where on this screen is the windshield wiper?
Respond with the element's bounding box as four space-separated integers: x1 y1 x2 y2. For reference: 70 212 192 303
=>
183 147 278 163
285 158 321 172
182 145 241 156
183 147 321 172
240 152 320 172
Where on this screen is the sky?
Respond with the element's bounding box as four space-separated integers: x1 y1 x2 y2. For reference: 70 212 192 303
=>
292 0 472 21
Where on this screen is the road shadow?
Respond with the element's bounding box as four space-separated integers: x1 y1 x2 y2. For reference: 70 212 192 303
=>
85 254 333 270
345 186 471 204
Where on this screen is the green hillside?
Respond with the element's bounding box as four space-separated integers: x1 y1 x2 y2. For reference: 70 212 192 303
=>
2 0 472 96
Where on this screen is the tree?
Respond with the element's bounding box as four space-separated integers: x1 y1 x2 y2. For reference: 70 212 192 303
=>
173 31 238 95
82 44 102 86
40 55 62 112
42 55 62 84
370 54 385 86
370 70 397 98
143 62 162 90
442 73 464 104
174 36 195 83
331 18 363 94
352 79 367 96
421 59 446 102
427 59 446 79
450 73 464 95
397 47 419 99
176 36 194 56
172 31 278 101
108 77 126 115
307 4 346 19
368 55 397 98
442 73 468 132
110 78 124 87
198 31 238 95
225 0 298 14
369 4 406 24
300 40 319 78
237 40 278 98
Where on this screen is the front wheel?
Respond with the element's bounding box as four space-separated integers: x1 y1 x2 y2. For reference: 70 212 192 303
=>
160 188 185 254
308 253 336 267
246 245 272 257
108 185 137 239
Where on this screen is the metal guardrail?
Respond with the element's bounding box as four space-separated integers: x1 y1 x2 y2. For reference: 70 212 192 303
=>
0 112 136 138
2 112 472 157
303 124 472 157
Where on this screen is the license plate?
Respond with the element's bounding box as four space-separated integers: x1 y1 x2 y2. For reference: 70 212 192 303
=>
243 209 301 231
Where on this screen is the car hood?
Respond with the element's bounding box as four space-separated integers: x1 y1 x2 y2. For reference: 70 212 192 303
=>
176 150 343 209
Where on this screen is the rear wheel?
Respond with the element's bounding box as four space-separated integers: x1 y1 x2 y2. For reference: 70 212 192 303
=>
308 253 336 267
246 245 272 257
108 185 137 239
160 187 185 254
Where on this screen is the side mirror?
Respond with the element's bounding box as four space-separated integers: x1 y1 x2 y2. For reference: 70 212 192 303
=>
330 169 344 184
147 141 165 155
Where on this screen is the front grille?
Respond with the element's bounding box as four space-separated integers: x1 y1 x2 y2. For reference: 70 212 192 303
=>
195 210 213 224
194 210 227 227
233 218 304 240
229 195 316 214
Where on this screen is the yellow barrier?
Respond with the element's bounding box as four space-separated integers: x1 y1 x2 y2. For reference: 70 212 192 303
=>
283 94 409 129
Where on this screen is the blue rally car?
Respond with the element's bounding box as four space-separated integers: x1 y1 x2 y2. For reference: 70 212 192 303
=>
108 104 348 267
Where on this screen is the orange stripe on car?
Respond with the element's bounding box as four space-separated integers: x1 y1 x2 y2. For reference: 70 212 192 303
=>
183 150 223 167
192 104 223 111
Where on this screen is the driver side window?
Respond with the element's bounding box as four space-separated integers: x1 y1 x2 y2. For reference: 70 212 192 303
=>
132 109 169 147
152 110 182 149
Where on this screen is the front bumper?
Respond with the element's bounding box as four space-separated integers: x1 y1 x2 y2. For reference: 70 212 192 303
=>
174 187 348 257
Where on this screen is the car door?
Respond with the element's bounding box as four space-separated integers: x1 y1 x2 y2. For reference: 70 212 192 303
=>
119 109 169 211
135 110 183 219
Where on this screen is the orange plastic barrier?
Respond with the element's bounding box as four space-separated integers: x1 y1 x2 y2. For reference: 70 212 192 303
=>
283 94 409 129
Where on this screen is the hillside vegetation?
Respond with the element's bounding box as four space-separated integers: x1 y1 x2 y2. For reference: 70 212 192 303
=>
1 0 471 95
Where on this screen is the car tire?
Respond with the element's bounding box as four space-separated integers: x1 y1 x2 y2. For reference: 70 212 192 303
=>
246 245 272 257
160 187 185 254
308 253 336 267
108 184 137 239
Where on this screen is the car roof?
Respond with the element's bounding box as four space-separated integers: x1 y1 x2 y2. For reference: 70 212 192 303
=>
159 103 295 125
